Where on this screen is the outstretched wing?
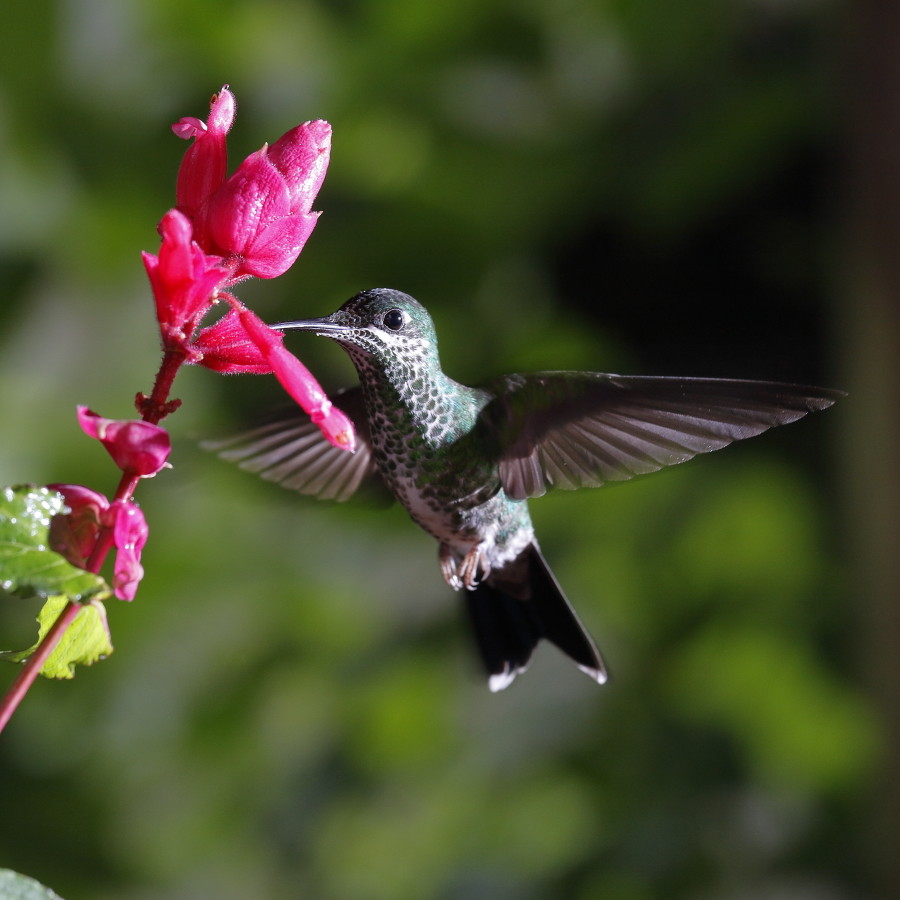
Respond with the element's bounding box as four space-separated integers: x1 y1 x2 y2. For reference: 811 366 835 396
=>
478 373 843 501
203 387 391 504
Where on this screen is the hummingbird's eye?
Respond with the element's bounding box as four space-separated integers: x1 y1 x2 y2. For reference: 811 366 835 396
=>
382 309 406 332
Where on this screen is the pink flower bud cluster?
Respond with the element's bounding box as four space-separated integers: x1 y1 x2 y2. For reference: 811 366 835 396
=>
172 88 328 280
141 85 355 451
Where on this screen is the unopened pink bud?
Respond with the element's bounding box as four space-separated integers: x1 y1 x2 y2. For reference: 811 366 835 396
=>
267 120 331 212
47 484 109 567
77 407 172 476
47 484 150 601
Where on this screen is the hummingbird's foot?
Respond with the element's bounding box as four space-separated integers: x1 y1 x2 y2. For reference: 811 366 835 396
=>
459 547 491 590
439 545 492 590
440 546 463 590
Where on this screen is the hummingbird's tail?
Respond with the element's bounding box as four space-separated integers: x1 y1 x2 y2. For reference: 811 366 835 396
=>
464 543 607 691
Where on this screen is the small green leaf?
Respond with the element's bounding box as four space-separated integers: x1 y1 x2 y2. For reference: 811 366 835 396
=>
0 485 110 602
0 868 66 899
34 595 113 679
0 595 114 678
1 485 114 677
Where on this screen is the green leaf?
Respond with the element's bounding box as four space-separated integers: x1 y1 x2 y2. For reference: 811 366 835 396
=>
1 485 114 677
0 484 110 602
0 595 114 679
0 868 66 899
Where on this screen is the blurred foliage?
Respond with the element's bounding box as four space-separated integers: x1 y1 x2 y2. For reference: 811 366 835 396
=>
0 1 877 899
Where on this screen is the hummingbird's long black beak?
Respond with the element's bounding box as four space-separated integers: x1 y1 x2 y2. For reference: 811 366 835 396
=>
272 316 348 336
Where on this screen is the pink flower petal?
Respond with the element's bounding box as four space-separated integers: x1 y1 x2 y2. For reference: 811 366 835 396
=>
110 501 149 601
207 87 236 134
238 211 320 279
202 148 292 262
172 116 207 140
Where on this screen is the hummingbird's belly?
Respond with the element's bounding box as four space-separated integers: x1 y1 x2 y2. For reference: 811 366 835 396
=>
393 474 534 568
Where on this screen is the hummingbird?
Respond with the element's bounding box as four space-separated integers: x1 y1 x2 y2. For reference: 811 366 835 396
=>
212 288 842 691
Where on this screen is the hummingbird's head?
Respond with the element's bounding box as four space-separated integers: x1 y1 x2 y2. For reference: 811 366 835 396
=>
275 288 441 374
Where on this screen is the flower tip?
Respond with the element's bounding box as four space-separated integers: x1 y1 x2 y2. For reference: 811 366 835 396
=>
333 428 357 453
158 207 193 241
306 119 332 142
316 406 357 453
208 86 236 134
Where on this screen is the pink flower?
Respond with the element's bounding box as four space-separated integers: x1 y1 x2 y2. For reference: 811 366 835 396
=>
77 407 171 476
237 307 356 451
173 87 330 280
48 485 150 602
142 209 233 354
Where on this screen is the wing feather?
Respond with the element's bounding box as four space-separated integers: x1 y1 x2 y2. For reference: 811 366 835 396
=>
203 387 390 504
481 373 842 500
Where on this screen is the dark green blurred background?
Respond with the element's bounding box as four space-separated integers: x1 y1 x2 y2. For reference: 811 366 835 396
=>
1 1 895 898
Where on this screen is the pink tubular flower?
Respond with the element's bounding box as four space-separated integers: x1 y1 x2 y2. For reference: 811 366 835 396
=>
186 302 354 449
237 306 356 451
173 87 330 281
48 485 150 602
77 407 171 476
142 209 233 354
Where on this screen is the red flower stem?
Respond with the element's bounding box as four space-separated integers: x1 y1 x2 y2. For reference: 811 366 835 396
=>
112 471 142 506
136 348 186 423
0 599 83 733
0 349 183 734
